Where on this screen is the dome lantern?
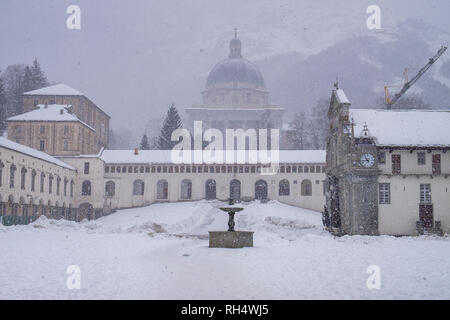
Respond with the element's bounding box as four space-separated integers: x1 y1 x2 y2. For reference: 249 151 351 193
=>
229 28 242 59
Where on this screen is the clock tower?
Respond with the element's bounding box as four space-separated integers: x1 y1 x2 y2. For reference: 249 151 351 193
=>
324 86 379 236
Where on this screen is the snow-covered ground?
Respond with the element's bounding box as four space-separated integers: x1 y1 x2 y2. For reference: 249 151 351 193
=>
1 200 449 299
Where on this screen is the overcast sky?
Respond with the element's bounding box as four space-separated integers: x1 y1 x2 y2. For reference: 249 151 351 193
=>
1 0 449 140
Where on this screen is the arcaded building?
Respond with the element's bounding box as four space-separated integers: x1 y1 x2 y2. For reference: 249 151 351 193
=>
0 137 326 223
0 137 77 225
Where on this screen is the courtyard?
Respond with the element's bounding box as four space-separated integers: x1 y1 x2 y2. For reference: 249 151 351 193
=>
0 200 449 299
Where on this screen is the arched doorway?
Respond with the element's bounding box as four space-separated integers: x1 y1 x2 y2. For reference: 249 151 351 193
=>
230 179 241 201
205 179 216 200
255 180 268 200
79 203 93 221
180 179 192 200
156 180 168 200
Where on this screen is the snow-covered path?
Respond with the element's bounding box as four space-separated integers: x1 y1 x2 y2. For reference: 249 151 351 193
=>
0 200 449 299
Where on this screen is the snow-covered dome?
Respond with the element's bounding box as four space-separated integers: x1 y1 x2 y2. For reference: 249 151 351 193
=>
206 58 266 90
205 34 266 90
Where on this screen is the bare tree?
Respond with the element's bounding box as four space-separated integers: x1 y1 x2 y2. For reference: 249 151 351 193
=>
376 93 432 109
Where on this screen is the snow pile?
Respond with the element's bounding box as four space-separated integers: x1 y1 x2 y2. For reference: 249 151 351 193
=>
264 216 316 230
72 200 323 239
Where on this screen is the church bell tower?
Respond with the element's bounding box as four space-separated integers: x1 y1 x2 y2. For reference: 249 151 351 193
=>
324 84 379 235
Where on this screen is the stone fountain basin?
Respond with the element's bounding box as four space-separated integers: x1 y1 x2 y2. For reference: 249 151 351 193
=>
209 231 253 248
219 207 244 212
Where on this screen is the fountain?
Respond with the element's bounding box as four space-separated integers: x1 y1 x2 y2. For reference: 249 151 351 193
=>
209 199 254 248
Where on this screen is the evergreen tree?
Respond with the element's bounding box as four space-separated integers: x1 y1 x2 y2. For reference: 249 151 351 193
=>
23 65 33 93
3 64 26 117
148 135 159 150
108 129 117 149
139 134 150 150
30 59 49 90
287 111 307 149
1 60 50 119
308 98 330 149
0 70 7 132
157 103 183 150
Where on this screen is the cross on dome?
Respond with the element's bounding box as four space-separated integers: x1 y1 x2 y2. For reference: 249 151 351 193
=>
229 28 242 58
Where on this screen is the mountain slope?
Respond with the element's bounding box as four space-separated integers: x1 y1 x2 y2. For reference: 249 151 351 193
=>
258 18 450 115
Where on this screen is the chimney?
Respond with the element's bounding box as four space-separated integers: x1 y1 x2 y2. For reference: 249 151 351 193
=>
60 109 64 115
134 148 139 155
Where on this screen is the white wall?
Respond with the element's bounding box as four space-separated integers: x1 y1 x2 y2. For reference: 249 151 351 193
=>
102 164 326 212
378 149 450 235
61 157 106 210
0 146 76 209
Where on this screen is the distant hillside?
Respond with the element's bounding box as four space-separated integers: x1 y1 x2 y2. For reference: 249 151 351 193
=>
256 18 450 116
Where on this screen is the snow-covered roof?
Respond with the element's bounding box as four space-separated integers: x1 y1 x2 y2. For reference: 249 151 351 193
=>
335 89 350 104
7 105 95 131
100 149 326 164
24 84 111 119
0 137 75 170
187 105 284 111
350 109 450 147
23 83 83 96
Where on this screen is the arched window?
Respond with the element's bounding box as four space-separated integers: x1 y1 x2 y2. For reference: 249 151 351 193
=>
31 170 37 192
56 176 61 195
63 178 68 196
70 180 74 197
301 179 312 196
105 181 115 197
133 179 144 196
20 167 27 190
279 179 290 196
180 179 192 200
230 179 241 201
205 179 216 200
255 180 268 200
157 180 168 199
0 160 4 186
40 172 45 193
48 174 54 194
82 180 91 196
9 164 16 188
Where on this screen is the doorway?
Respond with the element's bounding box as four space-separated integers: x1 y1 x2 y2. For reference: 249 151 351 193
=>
255 180 268 200
205 179 216 200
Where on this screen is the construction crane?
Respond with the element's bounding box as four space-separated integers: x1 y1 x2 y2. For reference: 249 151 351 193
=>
384 68 408 105
385 46 447 109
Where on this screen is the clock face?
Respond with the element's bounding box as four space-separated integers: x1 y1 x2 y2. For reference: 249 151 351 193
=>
360 153 375 168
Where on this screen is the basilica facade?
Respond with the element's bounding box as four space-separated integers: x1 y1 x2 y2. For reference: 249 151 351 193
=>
186 33 284 137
